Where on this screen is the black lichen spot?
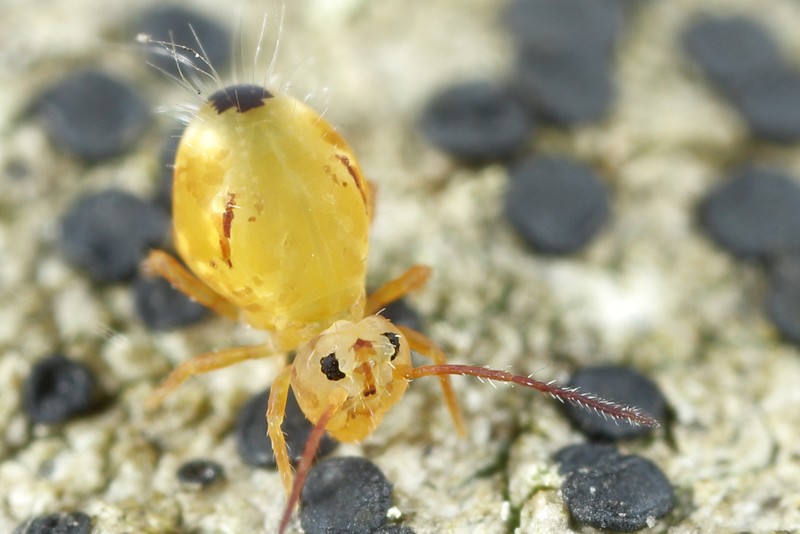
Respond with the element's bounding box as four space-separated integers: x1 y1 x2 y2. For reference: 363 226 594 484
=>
681 15 781 91
383 332 401 361
698 166 800 261
34 69 150 162
765 252 800 347
320 353 346 381
556 443 620 474
418 80 532 162
22 354 96 425
208 84 273 114
682 15 800 142
556 444 675 532
133 274 208 331
176 459 225 488
504 156 610 255
505 0 623 125
59 189 169 282
13 511 92 534
300 457 394 534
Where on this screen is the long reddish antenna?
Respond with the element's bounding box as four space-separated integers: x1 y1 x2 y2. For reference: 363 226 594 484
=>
277 405 335 534
403 364 660 428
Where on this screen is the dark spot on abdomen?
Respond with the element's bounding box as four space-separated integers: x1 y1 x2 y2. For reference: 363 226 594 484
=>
208 85 273 114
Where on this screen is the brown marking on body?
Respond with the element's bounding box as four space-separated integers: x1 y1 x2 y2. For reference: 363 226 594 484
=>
357 361 377 397
335 154 368 209
352 339 378 396
220 193 236 268
353 338 373 354
335 155 358 182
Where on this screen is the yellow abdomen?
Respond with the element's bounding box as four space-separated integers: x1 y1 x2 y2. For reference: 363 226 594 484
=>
172 86 371 348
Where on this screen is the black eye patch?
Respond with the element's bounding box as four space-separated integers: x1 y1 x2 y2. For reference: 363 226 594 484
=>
320 352 346 381
382 332 401 361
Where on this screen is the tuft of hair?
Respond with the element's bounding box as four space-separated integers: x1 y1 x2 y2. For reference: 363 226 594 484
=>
136 1 287 122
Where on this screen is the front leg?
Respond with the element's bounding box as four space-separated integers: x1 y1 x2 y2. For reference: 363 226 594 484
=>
147 343 282 409
267 365 294 495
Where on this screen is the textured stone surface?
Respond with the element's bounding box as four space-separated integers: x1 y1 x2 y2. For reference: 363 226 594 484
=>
2 0 800 533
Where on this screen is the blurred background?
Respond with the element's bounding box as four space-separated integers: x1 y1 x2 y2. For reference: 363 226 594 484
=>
2 0 800 532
